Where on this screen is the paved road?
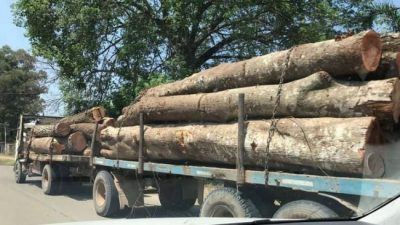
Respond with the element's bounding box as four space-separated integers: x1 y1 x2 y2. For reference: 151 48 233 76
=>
0 166 198 225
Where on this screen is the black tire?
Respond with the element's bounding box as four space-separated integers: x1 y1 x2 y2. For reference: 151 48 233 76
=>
14 160 26 184
159 178 198 210
273 200 338 219
93 170 119 217
42 164 58 195
200 187 261 218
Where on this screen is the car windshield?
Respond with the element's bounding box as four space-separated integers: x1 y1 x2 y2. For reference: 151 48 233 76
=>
1 0 400 225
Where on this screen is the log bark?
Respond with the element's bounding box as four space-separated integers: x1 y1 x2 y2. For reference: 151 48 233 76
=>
380 33 400 52
99 149 136 159
139 30 381 99
118 72 400 126
102 117 384 177
70 123 99 139
367 52 400 79
30 137 64 154
59 106 106 125
101 117 115 128
32 123 71 137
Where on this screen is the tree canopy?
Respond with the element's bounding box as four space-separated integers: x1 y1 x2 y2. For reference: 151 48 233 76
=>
12 0 400 116
0 46 47 135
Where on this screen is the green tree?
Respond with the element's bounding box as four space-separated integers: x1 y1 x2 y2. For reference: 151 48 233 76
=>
0 46 47 135
13 0 379 116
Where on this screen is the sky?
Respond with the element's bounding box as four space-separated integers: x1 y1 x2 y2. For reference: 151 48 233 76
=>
0 0 63 116
1 0 400 116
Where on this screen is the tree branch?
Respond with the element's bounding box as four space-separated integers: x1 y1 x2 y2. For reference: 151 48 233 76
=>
195 37 234 67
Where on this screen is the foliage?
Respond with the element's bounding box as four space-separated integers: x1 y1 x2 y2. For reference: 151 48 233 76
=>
0 45 47 135
12 0 399 115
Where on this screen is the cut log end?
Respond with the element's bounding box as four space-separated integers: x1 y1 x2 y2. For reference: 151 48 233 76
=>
83 148 92 156
363 151 385 178
55 122 71 137
361 30 382 72
91 106 106 122
69 131 88 152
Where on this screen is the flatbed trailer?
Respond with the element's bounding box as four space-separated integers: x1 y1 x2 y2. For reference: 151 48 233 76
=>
92 156 400 218
90 106 400 218
13 115 92 195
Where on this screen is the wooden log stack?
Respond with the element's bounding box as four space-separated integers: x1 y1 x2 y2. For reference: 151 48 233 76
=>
28 107 113 156
71 30 400 178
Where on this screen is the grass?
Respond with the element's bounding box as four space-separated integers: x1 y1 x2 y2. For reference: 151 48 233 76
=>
0 154 14 166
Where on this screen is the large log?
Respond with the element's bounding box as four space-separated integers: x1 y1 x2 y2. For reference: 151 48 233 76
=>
32 123 71 137
30 137 64 154
59 106 106 125
102 117 384 177
139 30 381 99
118 72 400 126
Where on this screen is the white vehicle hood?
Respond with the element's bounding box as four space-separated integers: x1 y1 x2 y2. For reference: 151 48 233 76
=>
48 217 265 225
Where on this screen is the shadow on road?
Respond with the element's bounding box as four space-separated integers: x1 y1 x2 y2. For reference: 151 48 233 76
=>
24 178 93 201
110 205 200 219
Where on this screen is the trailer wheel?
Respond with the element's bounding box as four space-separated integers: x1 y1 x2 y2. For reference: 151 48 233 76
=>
200 187 261 218
14 160 26 183
273 200 338 219
93 170 119 217
159 178 198 210
42 164 58 195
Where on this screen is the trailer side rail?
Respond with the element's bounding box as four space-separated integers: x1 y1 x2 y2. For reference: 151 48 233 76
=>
29 154 90 163
93 157 400 199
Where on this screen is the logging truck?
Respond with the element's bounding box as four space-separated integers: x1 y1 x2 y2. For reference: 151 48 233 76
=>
13 115 92 195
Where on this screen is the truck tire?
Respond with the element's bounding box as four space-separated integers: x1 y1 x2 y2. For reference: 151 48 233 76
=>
93 170 119 217
273 200 338 219
159 177 198 210
14 160 26 184
42 164 58 195
200 187 261 218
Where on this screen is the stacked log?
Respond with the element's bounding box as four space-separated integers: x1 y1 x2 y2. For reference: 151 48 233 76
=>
134 30 381 100
96 30 400 178
28 107 113 156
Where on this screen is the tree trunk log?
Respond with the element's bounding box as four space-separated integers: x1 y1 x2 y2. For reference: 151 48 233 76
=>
118 72 400 126
139 30 381 99
59 106 106 125
70 121 114 140
102 117 384 177
30 137 64 154
32 123 71 137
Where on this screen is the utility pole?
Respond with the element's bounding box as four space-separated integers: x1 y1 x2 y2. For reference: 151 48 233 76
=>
4 123 7 153
0 123 8 153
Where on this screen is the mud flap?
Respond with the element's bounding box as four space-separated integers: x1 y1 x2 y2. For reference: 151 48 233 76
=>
112 173 144 209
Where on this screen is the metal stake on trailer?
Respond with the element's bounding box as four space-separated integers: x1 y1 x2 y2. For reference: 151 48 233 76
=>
138 112 144 175
237 93 246 187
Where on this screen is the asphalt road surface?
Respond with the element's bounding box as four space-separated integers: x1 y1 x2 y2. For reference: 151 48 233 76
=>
0 166 198 225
